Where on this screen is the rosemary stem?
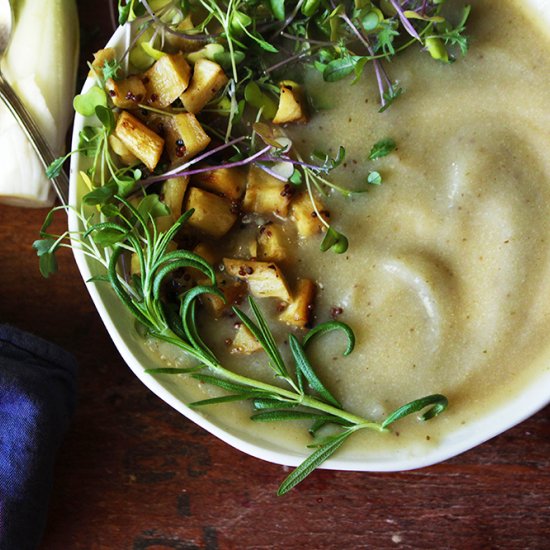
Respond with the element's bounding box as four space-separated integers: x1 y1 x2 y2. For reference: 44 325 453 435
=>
161 332 382 429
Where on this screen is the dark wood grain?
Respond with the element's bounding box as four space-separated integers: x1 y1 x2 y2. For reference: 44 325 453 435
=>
0 2 548 548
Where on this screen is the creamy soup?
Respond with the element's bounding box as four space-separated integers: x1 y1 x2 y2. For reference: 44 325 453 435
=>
151 0 550 456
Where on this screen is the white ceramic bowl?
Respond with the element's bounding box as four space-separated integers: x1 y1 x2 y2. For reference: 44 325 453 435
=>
68 20 550 472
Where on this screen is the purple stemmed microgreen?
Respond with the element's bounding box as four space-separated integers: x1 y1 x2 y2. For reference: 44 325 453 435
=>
389 0 423 42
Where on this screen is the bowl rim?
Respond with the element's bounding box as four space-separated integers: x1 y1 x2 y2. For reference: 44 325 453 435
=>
68 24 550 472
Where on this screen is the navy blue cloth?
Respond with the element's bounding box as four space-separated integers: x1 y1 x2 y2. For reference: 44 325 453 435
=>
0 325 77 550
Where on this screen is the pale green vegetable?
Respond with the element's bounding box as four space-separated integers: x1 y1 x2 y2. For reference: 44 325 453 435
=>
0 0 79 207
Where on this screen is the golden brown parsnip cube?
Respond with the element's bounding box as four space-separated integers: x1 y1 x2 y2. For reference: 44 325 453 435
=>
187 243 218 282
154 215 175 233
162 176 189 220
248 239 258 258
192 166 246 200
272 81 309 125
115 111 165 171
223 258 291 302
197 275 247 318
243 165 293 218
108 134 138 165
131 241 176 276
106 76 147 109
144 53 191 108
185 187 237 238
193 242 218 266
257 222 288 262
180 59 228 113
171 113 211 162
130 252 141 277
231 324 262 355
291 193 330 237
279 279 316 328
89 47 116 77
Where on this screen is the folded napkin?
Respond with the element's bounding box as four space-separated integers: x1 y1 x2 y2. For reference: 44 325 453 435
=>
0 325 77 550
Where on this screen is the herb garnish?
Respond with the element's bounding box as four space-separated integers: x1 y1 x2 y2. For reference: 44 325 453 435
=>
35 201 448 494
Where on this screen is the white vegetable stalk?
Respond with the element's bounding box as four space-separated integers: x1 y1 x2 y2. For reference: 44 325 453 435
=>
0 0 79 207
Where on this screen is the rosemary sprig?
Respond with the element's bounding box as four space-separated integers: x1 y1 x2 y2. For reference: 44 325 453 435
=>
35 203 448 494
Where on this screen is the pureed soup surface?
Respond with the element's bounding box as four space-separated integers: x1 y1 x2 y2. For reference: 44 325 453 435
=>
155 0 550 457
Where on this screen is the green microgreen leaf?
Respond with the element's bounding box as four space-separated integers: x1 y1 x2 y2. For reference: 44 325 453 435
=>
95 105 115 132
302 0 321 17
33 239 58 278
83 181 117 206
73 86 108 117
78 126 102 157
38 251 58 278
320 226 349 254
102 58 122 81
323 56 362 82
92 227 128 246
270 0 285 21
289 169 303 185
368 138 396 160
379 85 403 112
137 193 170 220
367 171 382 185
244 81 278 119
313 146 346 171
45 156 67 179
213 50 246 69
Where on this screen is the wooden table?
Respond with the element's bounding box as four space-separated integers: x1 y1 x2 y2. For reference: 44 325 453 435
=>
1 2 549 548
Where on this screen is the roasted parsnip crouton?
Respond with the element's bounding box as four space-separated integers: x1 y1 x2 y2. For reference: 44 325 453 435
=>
291 192 330 237
115 111 164 171
197 275 247 318
180 59 228 113
154 215 175 233
162 177 189 220
108 134 138 165
169 113 211 162
131 241 176 276
279 279 316 328
258 222 287 262
185 187 237 238
193 242 218 266
243 166 293 217
106 76 147 109
223 258 291 302
273 81 309 125
193 166 246 200
231 324 262 354
144 53 191 107
187 243 218 282
130 252 141 277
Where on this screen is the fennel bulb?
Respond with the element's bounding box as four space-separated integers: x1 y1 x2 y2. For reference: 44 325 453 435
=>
0 0 78 207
